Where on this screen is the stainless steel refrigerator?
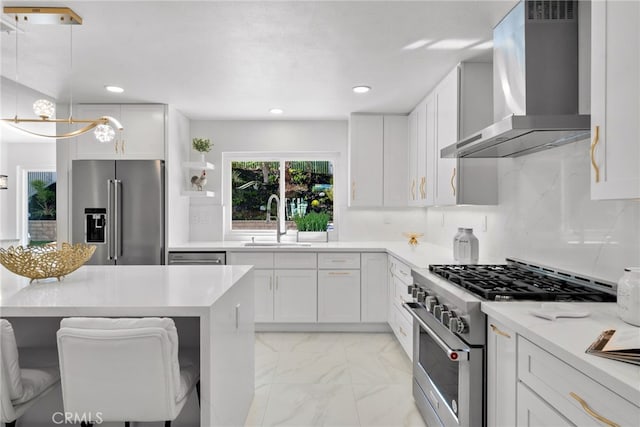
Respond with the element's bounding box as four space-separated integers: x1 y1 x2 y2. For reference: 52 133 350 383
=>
72 160 165 265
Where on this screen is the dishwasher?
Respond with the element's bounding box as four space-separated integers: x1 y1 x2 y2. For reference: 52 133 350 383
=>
167 252 226 265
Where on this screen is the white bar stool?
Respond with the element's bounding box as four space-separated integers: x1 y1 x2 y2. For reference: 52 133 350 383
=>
56 317 200 427
1 319 60 427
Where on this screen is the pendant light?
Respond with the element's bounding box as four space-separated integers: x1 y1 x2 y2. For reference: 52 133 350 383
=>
0 7 123 141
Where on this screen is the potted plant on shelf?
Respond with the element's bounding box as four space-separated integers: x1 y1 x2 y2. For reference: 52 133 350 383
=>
192 137 212 163
293 212 330 242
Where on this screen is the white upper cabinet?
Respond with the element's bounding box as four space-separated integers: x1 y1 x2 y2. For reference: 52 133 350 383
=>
74 104 166 160
349 114 384 207
433 63 498 206
408 97 435 207
383 115 409 207
349 113 408 207
590 0 640 200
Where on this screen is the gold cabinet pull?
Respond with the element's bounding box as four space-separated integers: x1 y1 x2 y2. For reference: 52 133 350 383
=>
450 167 456 197
423 177 427 199
590 125 600 183
569 392 620 427
420 177 425 199
490 324 511 339
328 271 351 276
115 140 119 154
121 139 125 154
411 179 416 200
351 181 355 201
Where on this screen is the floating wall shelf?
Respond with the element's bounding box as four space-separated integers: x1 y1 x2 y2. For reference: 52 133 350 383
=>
183 161 215 170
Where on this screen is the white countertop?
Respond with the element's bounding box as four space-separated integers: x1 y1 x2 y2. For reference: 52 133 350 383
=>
482 302 640 405
169 240 503 269
0 265 252 317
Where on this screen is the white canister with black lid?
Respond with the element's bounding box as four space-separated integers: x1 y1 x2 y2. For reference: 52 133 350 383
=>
618 268 640 326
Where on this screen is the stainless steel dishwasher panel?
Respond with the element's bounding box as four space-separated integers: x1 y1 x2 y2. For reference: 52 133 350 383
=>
167 252 226 265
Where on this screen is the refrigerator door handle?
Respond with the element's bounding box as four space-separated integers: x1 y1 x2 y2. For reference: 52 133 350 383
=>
107 179 114 260
114 179 123 258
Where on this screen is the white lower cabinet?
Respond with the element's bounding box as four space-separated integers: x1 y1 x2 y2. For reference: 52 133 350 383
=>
254 269 274 323
231 251 390 326
274 269 317 323
486 318 516 427
387 255 413 360
516 336 640 427
516 382 572 427
318 270 360 322
361 253 388 323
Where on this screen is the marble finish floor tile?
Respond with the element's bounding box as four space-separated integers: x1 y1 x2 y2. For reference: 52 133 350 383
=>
273 351 350 384
246 332 425 427
262 383 360 427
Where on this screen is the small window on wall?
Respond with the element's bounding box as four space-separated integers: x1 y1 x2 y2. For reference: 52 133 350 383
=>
230 159 334 232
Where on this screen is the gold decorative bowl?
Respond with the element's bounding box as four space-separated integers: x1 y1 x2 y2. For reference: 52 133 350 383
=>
0 243 96 283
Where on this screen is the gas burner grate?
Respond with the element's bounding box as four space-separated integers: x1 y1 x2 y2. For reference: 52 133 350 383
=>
429 264 616 302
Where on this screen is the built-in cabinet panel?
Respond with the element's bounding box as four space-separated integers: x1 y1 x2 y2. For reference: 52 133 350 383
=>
486 318 516 427
590 0 640 200
516 382 571 427
254 269 274 323
361 253 388 323
274 269 317 323
318 270 361 322
349 114 384 207
349 114 408 207
74 104 165 160
383 116 409 207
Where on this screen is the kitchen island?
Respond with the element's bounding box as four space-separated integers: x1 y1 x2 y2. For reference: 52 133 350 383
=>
0 265 255 427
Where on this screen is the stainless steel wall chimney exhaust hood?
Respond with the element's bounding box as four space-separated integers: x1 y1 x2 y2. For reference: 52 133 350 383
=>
441 0 590 158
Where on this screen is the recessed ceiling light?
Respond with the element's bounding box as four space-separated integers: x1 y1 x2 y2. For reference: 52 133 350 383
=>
352 86 371 94
269 108 283 114
427 39 481 50
104 85 124 93
471 41 493 50
402 39 432 50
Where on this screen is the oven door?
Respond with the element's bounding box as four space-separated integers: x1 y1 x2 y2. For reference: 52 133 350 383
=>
403 302 484 427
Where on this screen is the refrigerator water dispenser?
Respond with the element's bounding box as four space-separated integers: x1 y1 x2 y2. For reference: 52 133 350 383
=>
85 208 106 243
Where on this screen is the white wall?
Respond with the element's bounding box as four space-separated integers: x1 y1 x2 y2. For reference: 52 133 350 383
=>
425 140 640 283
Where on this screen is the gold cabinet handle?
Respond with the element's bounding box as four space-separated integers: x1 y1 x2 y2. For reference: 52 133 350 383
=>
423 177 427 199
419 177 425 199
450 167 456 197
410 179 416 200
121 139 125 155
569 392 620 427
351 181 355 200
590 125 600 183
328 271 351 276
115 140 119 154
490 324 511 339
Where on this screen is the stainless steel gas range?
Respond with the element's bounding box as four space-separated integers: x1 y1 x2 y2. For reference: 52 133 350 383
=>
403 258 616 427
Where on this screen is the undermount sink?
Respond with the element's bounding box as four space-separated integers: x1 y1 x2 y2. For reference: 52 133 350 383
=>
242 242 312 247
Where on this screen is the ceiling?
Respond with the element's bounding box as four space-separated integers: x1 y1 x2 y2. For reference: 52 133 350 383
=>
1 1 518 120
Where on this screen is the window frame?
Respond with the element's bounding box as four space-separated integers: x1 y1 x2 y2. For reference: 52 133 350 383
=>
223 152 340 241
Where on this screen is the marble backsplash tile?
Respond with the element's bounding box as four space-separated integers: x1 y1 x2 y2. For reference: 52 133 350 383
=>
426 139 640 283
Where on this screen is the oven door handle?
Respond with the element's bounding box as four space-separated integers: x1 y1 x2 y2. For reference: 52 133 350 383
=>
402 302 469 361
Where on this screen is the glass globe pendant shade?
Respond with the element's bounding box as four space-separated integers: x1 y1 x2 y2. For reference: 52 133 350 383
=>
94 124 116 143
33 99 55 119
